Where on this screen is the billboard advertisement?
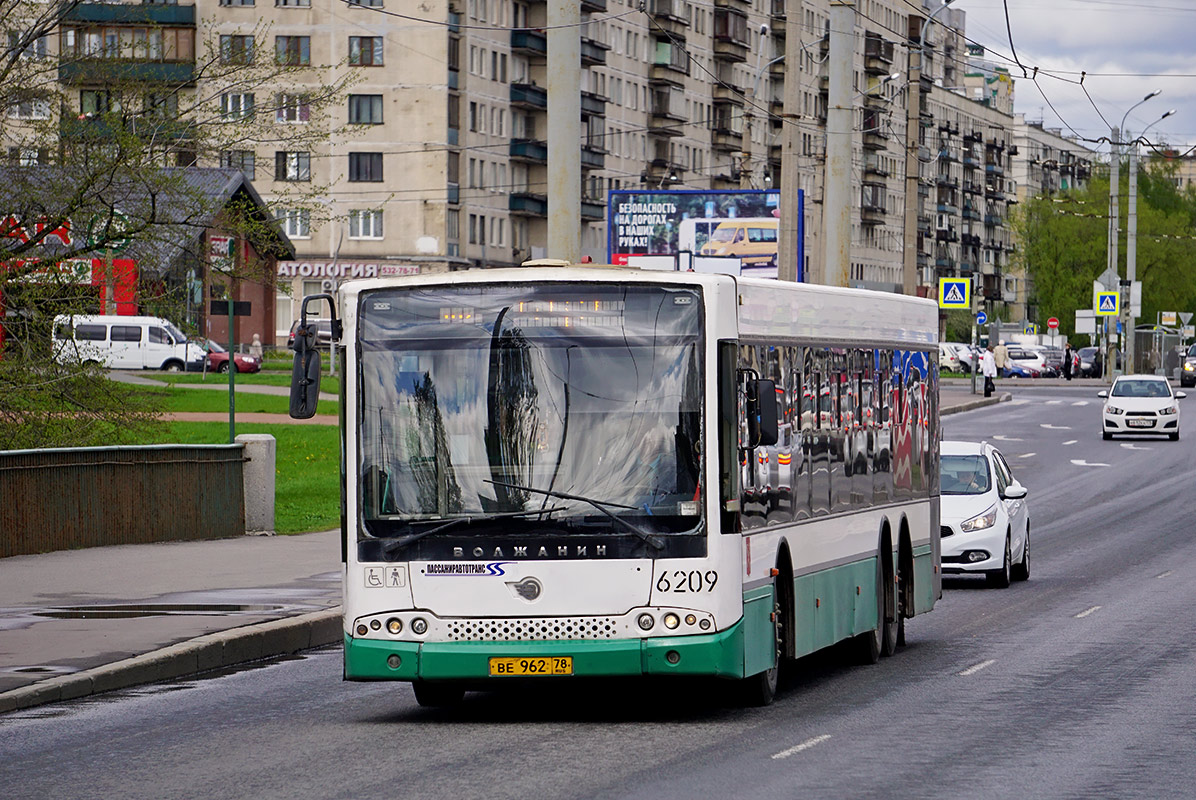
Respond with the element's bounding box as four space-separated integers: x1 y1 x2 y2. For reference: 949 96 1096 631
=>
606 189 803 280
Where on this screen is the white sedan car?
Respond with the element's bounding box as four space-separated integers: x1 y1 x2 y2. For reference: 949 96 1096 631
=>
1098 375 1185 441
940 441 1030 588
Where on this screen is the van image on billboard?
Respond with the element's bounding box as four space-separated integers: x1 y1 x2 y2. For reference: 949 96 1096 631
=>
697 218 778 267
52 315 206 371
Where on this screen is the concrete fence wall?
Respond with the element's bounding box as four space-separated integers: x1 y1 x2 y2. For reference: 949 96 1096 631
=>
0 444 247 558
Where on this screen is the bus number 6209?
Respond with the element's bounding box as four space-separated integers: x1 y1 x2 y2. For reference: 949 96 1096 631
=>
656 571 718 593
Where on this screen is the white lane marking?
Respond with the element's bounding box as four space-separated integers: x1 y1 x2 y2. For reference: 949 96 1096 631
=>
772 734 832 760
1071 401 1089 406
992 435 1023 442
1075 606 1102 619
1008 399 1032 406
1018 453 1036 458
1040 423 1072 430
1046 400 1064 405
958 659 996 677
1071 459 1111 467
1156 570 1173 579
1120 443 1152 451
1063 440 1078 445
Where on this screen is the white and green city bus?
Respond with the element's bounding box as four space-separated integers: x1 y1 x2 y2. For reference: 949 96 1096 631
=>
289 264 941 706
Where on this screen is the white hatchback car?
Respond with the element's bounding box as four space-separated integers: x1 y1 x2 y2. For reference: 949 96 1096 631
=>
1098 375 1185 441
939 441 1030 588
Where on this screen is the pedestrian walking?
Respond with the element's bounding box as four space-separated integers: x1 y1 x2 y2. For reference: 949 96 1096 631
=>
981 345 997 397
1063 342 1073 381
993 341 1009 377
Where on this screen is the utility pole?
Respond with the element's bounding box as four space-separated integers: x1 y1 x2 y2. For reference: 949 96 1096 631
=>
777 15 802 282
547 1 580 262
1106 126 1120 379
823 0 854 288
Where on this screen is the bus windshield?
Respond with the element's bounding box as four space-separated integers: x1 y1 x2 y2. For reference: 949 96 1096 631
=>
358 283 705 544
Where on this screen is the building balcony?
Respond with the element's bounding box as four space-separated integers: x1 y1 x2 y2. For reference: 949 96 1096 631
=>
650 58 689 85
510 83 547 109
648 0 690 37
863 129 889 150
962 181 983 195
935 174 958 188
581 37 609 67
962 154 981 168
937 202 959 215
712 128 743 152
509 192 548 217
511 29 547 57
935 255 955 269
938 149 958 163
59 60 195 86
864 34 894 74
713 37 749 64
581 199 605 221
581 91 607 117
984 213 1002 227
962 206 981 221
582 0 607 10
712 83 745 104
985 163 1005 176
935 228 958 243
864 157 889 178
65 3 195 25
581 145 606 170
861 204 886 224
509 138 547 164
985 185 1006 201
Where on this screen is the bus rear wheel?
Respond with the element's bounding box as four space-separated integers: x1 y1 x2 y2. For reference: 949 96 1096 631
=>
412 681 464 708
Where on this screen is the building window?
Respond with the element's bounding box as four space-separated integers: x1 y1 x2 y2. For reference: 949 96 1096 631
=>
220 150 255 179
347 0 383 5
275 0 310 5
220 92 255 120
7 98 50 120
348 209 383 239
348 153 383 182
220 0 255 5
275 93 310 123
275 36 310 66
79 90 117 115
275 151 310 181
143 93 178 118
7 147 49 166
219 34 254 64
348 94 383 124
348 36 382 66
7 32 48 60
446 208 460 241
277 209 310 239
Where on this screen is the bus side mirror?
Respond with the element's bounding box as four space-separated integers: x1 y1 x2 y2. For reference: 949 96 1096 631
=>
746 379 779 448
289 328 322 419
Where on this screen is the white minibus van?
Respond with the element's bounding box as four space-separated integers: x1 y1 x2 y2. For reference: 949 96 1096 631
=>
52 315 206 371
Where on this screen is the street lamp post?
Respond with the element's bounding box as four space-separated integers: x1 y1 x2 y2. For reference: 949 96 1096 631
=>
1125 107 1175 374
1108 90 1159 377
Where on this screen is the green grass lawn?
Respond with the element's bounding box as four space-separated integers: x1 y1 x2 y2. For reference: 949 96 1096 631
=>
137 384 339 415
150 421 341 534
155 372 341 394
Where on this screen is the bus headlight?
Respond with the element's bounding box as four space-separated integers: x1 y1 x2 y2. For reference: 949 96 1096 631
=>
637 613 655 631
663 613 680 630
386 618 403 635
411 618 428 635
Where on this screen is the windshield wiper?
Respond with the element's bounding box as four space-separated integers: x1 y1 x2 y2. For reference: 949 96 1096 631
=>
484 480 665 550
381 506 566 554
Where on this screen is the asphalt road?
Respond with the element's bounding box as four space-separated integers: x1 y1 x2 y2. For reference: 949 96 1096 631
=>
3 383 1194 800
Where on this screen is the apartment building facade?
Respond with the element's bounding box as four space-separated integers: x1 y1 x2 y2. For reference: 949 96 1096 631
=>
8 0 1067 335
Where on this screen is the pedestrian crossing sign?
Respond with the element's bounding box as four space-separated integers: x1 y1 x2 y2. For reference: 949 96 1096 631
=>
938 278 970 309
1096 291 1119 316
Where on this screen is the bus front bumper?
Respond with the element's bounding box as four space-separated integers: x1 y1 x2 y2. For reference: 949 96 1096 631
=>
344 620 748 682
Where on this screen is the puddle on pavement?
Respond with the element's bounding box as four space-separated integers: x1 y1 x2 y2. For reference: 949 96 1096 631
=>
32 603 286 620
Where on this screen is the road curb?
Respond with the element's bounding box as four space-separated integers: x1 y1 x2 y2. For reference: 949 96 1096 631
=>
942 392 1012 415
0 607 343 715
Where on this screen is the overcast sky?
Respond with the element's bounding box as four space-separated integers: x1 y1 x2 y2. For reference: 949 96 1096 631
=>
957 0 1196 158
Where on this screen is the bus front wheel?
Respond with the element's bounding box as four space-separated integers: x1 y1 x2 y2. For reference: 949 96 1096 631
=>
412 681 464 708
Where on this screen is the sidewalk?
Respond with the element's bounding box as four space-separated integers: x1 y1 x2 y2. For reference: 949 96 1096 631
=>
0 390 1007 714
